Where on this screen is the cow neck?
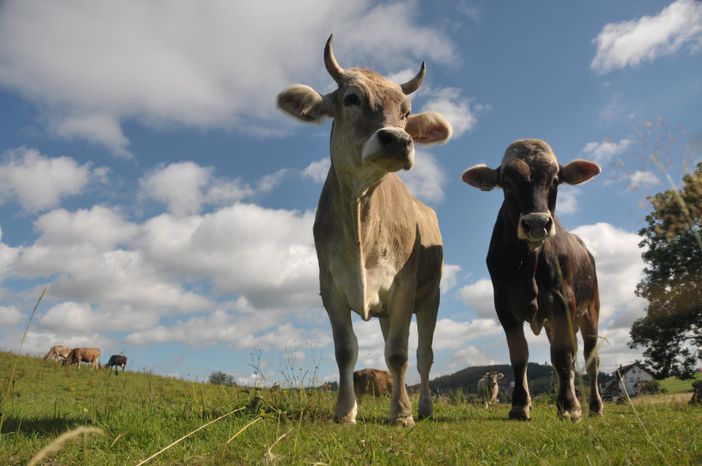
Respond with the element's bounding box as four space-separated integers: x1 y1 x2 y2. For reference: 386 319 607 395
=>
330 161 387 320
497 203 540 317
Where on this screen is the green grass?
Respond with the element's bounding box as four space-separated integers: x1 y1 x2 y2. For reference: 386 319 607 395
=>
1 352 701 465
659 372 702 394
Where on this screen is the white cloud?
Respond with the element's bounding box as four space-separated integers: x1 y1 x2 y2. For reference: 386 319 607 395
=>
598 327 645 371
440 264 462 294
398 151 446 203
0 306 23 326
38 301 158 335
628 170 660 190
557 186 578 215
137 203 319 310
447 346 498 372
0 1 455 153
581 138 632 163
0 147 94 212
301 158 331 183
420 87 477 138
140 161 292 215
125 308 330 350
457 279 495 319
34 206 138 251
592 0 702 73
140 162 213 216
571 223 646 323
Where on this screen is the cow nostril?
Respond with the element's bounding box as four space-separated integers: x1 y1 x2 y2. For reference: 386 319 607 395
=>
545 217 553 232
377 130 394 145
521 217 531 233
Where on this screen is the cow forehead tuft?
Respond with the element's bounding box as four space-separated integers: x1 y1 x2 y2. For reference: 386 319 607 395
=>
344 68 406 106
502 138 558 168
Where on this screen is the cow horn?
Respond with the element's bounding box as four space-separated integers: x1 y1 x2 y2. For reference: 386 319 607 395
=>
324 34 344 84
400 62 426 95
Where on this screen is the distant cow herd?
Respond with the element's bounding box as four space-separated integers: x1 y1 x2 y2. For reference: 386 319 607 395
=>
43 345 127 374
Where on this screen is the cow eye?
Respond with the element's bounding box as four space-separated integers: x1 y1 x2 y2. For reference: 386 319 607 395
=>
552 177 559 187
402 111 410 119
343 94 361 107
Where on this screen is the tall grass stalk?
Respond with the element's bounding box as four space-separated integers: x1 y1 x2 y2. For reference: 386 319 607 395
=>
26 426 104 466
0 286 48 434
615 370 670 466
135 406 245 466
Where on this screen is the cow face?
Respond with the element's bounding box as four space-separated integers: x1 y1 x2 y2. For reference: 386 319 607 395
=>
484 371 504 388
462 139 600 250
278 35 452 185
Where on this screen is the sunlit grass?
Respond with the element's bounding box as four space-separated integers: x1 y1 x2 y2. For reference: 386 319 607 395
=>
1 352 701 465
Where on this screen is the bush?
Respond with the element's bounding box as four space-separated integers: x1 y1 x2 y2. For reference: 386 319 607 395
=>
208 371 236 386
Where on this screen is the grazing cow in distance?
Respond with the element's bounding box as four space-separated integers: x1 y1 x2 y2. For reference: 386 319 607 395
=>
43 345 71 362
477 372 504 407
105 354 127 373
354 368 393 398
63 347 101 369
462 139 604 421
277 35 452 426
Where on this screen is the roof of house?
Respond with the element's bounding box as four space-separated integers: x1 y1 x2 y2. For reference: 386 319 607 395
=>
616 363 652 378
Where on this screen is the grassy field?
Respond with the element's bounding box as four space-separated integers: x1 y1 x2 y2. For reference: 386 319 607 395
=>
1 352 701 465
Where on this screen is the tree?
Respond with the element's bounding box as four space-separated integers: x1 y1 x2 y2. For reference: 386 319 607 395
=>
630 163 702 379
208 371 236 386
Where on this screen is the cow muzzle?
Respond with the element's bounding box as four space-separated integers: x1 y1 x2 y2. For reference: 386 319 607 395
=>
518 212 555 249
361 127 415 171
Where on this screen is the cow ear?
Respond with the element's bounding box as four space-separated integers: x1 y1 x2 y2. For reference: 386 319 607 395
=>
497 373 504 380
462 164 500 191
406 111 453 145
560 159 601 185
277 84 333 123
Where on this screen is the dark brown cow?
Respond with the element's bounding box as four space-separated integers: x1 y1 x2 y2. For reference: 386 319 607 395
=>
462 139 603 421
353 368 393 398
105 354 127 373
278 35 452 426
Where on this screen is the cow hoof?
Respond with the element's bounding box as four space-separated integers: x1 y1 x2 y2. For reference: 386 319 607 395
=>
508 407 530 420
333 415 357 425
392 415 415 427
559 409 582 422
417 399 433 420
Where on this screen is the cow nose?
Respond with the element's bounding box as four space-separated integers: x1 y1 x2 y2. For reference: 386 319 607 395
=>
520 214 553 241
377 129 395 146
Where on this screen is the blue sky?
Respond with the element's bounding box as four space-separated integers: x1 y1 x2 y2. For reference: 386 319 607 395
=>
0 0 700 384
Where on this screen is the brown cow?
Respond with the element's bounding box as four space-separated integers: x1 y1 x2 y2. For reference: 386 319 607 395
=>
63 347 101 369
105 354 127 373
278 35 452 426
462 139 603 421
354 368 393 398
43 345 71 361
477 371 504 407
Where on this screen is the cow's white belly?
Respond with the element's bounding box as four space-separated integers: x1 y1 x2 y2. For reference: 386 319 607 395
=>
329 254 397 320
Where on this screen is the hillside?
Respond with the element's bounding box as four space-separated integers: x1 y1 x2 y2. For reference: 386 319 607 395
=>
1 352 701 465
424 363 556 398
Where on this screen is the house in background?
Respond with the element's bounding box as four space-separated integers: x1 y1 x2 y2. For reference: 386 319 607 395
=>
602 363 655 398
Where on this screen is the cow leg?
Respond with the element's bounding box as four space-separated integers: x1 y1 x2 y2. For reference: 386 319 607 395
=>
324 294 358 424
504 325 531 420
548 310 582 421
580 312 603 416
415 292 439 420
384 310 414 427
